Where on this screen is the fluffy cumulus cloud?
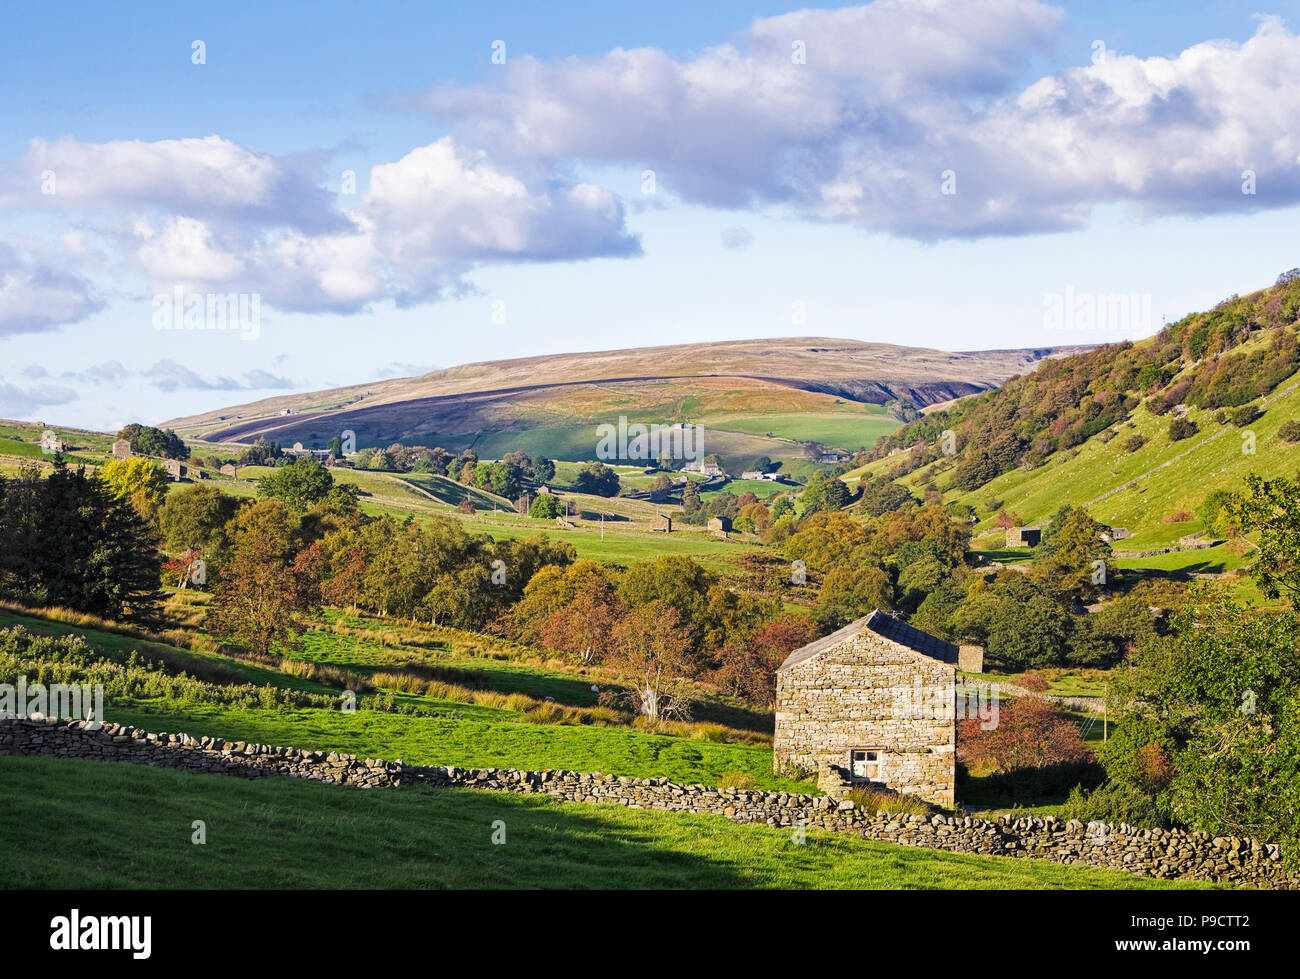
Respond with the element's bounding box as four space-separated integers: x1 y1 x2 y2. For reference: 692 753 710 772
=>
4 0 1300 339
1 136 640 325
414 0 1300 238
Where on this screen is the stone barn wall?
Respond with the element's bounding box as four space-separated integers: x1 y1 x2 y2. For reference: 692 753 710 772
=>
774 630 955 805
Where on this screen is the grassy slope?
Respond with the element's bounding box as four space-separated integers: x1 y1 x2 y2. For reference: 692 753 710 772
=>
0 755 1206 889
877 347 1300 552
1 607 794 790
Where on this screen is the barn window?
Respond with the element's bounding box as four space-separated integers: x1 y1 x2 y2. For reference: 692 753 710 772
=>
850 749 881 782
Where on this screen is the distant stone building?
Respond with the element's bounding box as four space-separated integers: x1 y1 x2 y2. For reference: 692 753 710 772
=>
110 438 133 460
740 470 764 480
1006 526 1041 547
775 610 983 805
284 443 333 463
707 516 732 538
39 431 65 453
161 459 188 481
219 464 238 478
651 513 673 533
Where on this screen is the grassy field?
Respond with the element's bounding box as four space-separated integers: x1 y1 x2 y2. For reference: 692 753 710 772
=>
704 409 898 452
1 605 798 790
0 755 1208 889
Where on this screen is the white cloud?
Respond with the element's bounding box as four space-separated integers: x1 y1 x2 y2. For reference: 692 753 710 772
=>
413 1 1300 238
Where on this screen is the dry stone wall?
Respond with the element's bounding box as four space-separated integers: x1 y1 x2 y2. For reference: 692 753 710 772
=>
2 716 1295 889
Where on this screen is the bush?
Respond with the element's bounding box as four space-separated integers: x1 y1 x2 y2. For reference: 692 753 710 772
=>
1167 416 1199 441
1061 781 1170 829
1280 420 1300 443
1018 672 1050 693
1123 434 1148 453
1230 404 1260 427
1162 510 1193 523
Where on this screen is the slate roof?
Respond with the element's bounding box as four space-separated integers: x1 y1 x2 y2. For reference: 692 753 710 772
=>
776 609 958 672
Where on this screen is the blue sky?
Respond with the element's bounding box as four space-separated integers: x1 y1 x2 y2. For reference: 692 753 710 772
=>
2 0 1300 429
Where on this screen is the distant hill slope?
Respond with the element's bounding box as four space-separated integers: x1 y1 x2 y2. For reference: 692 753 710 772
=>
162 338 1083 470
859 270 1300 551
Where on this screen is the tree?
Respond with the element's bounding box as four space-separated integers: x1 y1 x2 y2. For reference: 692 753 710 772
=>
98 457 170 520
1113 601 1300 862
611 601 698 721
812 564 892 631
681 479 702 516
120 424 189 460
617 555 713 648
257 458 335 513
206 499 311 657
1034 505 1112 602
857 478 914 517
157 483 242 559
529 493 561 519
573 461 620 497
712 614 817 704
950 449 1000 492
531 456 556 483
957 696 1094 797
537 572 625 663
1168 416 1198 441
1230 473 1300 609
799 471 851 514
0 465 163 624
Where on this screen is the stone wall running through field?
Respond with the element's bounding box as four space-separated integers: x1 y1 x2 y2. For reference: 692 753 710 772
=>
2 716 1294 889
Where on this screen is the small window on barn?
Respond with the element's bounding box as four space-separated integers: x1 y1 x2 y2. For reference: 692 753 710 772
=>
850 749 881 782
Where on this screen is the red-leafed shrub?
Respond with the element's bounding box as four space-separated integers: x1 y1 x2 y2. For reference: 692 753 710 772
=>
1018 672 1050 693
959 696 1099 798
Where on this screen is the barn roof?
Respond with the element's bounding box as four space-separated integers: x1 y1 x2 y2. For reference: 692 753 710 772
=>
776 609 958 672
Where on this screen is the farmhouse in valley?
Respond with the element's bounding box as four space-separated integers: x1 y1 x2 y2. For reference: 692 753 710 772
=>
774 610 983 806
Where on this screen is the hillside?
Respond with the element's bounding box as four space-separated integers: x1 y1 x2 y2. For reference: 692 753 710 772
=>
160 339 1084 473
856 270 1300 566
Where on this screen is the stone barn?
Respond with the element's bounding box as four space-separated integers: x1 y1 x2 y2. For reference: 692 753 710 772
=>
1006 526 1041 547
775 610 981 806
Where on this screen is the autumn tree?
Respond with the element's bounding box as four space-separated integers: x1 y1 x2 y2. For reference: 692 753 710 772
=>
98 457 170 521
207 499 313 657
611 600 698 721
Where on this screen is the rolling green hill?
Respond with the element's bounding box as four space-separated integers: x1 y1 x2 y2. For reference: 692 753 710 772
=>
158 338 1084 474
